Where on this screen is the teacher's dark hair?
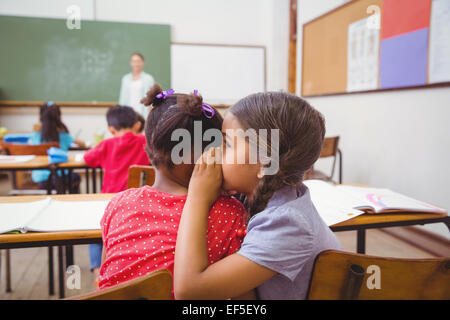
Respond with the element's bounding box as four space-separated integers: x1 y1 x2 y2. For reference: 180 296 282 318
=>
131 52 144 61
141 83 223 169
106 105 138 130
39 102 69 143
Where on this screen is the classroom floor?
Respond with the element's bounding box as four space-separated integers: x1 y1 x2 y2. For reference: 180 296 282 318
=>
0 174 436 300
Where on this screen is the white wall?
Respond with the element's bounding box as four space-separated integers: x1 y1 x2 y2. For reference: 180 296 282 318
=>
0 0 289 91
0 0 290 141
297 0 450 238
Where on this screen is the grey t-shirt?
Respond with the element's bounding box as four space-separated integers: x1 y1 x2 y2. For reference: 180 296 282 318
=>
237 184 342 299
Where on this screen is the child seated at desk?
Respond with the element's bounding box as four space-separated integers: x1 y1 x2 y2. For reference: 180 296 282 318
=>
30 101 85 193
97 84 248 298
83 105 149 285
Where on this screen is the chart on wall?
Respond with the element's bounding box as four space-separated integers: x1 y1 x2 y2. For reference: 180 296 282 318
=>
302 0 450 96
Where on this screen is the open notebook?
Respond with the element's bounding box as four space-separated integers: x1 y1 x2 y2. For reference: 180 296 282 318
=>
304 180 447 216
0 198 109 234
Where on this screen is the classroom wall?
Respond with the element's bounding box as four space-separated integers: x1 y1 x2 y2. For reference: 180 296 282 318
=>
297 0 450 239
0 0 289 140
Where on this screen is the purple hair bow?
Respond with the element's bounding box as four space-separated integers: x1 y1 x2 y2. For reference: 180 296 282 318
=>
156 88 175 99
193 89 215 119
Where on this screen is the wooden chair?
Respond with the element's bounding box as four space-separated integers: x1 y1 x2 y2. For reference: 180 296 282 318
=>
127 165 156 188
305 136 342 184
69 269 172 300
307 250 450 300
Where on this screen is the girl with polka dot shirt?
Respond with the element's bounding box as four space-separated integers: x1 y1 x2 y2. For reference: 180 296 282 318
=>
98 84 247 297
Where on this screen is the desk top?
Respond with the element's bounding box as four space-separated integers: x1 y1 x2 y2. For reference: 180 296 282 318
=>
0 191 447 245
0 155 87 169
0 193 114 244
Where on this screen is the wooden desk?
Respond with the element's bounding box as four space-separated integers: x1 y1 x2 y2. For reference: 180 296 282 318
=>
0 192 448 298
0 193 112 247
0 155 102 193
0 193 113 299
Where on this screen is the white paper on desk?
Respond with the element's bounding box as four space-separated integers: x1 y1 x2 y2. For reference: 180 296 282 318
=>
346 14 380 92
303 180 364 226
0 155 36 163
336 185 447 213
74 152 85 163
0 198 51 233
429 0 450 84
26 200 109 232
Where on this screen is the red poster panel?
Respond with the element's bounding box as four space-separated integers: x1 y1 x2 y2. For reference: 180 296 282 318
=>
381 0 431 39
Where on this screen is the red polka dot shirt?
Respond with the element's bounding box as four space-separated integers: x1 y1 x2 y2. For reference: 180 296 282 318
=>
98 185 247 295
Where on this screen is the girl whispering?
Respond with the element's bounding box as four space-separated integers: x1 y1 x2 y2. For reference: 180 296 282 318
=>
174 92 342 300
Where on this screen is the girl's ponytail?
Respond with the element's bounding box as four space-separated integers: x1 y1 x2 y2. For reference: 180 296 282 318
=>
39 102 69 143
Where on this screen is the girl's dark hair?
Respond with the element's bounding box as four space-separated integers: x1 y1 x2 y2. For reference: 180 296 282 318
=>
141 83 223 169
106 105 138 130
230 92 325 216
39 102 69 143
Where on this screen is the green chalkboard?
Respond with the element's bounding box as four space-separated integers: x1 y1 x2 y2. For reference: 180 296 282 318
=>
0 15 171 102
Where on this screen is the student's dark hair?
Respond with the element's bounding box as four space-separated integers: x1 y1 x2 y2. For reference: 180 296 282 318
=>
131 52 144 61
141 83 223 169
39 102 69 143
106 105 138 130
230 92 325 216
135 113 145 133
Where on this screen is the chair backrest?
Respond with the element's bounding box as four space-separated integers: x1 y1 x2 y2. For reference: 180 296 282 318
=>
70 269 172 300
127 165 156 188
307 250 450 300
2 142 59 155
319 136 339 158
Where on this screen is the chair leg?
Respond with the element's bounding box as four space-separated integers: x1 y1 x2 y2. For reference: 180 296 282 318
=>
338 148 343 184
6 249 11 292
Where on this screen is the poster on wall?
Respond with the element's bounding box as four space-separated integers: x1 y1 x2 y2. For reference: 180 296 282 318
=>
346 14 380 92
379 0 430 89
428 0 450 84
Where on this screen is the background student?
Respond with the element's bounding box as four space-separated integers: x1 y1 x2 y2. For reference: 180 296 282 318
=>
29 101 85 193
83 105 150 286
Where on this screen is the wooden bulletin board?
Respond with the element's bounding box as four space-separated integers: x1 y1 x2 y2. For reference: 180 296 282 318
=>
301 0 450 97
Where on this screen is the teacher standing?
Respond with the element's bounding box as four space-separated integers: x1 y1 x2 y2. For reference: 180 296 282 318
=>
118 52 155 117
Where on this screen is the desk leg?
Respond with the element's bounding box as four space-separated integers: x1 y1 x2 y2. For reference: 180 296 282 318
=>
92 168 97 193
6 249 11 292
48 246 54 296
357 229 366 254
85 168 90 193
58 246 65 299
66 169 74 267
65 245 74 267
